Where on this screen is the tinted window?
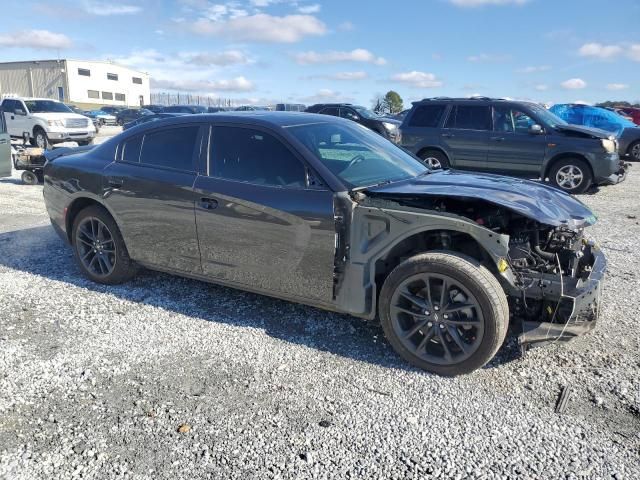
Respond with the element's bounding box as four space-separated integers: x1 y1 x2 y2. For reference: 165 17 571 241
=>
409 105 446 127
493 106 535 134
122 136 142 163
2 100 15 113
340 108 359 121
78 68 90 76
140 126 199 171
445 105 491 130
320 107 339 116
211 127 306 188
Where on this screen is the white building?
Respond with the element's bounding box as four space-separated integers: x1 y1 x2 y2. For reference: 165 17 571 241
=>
0 59 150 108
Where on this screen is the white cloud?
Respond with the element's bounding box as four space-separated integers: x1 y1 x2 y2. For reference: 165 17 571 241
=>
181 50 250 66
305 71 368 81
0 30 73 49
188 13 326 43
517 65 551 73
293 49 386 65
561 78 587 90
534 84 548 91
337 21 355 31
151 76 255 93
606 83 629 91
629 44 640 61
449 0 528 7
578 42 623 59
81 1 141 15
467 53 511 63
391 71 443 88
298 4 321 14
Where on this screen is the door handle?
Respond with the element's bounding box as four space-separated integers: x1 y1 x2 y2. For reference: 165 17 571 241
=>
107 177 123 188
490 136 506 142
442 133 455 138
198 197 218 210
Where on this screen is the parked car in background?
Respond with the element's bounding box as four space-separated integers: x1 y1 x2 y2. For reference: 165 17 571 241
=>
142 104 165 113
275 103 306 112
400 97 626 194
615 106 640 126
123 112 187 130
1 97 95 147
306 103 401 142
162 105 208 114
42 112 606 376
207 107 230 113
549 104 640 162
84 110 117 126
116 108 153 126
100 106 126 115
235 105 271 111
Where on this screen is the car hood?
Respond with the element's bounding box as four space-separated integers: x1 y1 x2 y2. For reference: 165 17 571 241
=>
365 170 596 229
555 123 613 139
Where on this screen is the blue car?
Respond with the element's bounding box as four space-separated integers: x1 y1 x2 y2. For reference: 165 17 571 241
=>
549 104 640 161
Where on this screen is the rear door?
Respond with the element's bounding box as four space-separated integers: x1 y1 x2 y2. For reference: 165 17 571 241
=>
0 111 11 177
193 124 336 303
486 104 547 175
102 123 205 273
440 104 490 170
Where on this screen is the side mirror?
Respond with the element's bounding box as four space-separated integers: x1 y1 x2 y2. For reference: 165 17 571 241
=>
529 124 544 135
15 109 26 116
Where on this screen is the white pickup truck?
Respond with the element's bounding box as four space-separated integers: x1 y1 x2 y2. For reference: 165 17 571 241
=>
1 97 96 148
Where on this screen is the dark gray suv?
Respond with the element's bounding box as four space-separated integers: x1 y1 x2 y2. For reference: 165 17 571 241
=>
400 98 627 194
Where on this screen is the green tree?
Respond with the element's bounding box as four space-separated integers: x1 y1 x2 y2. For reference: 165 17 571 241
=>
383 90 404 114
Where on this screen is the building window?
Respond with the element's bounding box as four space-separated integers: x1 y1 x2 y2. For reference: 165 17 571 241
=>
132 77 143 85
115 93 126 102
107 73 118 81
78 68 91 77
88 90 100 99
102 92 114 100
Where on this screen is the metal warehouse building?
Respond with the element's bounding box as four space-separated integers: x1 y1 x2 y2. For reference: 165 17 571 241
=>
0 59 150 108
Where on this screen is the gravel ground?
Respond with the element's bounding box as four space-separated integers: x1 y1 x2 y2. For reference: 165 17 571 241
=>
0 156 638 479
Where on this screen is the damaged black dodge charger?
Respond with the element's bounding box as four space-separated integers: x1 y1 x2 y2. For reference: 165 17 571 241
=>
43 113 606 375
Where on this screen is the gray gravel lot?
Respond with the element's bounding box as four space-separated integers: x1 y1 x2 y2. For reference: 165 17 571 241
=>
0 155 638 479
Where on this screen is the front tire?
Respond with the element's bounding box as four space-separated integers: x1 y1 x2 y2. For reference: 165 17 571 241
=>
548 158 592 194
72 205 137 284
379 252 509 376
31 128 50 149
628 141 640 162
418 149 450 170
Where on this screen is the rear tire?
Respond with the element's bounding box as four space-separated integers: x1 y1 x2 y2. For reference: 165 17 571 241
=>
379 252 509 376
628 141 640 162
72 205 137 284
419 149 450 170
548 158 592 194
21 170 39 185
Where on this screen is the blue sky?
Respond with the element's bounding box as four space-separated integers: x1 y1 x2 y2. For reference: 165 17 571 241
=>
0 0 638 107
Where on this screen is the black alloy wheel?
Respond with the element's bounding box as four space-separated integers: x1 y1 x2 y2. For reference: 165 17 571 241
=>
75 216 117 278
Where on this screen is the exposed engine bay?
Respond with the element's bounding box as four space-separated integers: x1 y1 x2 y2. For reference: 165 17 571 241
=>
355 192 604 346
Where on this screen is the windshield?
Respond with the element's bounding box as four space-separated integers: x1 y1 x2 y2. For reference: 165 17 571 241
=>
288 121 427 189
24 100 72 113
353 106 380 120
526 104 567 128
549 104 635 135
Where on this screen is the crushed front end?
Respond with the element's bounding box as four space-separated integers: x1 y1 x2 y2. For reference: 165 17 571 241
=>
505 225 606 347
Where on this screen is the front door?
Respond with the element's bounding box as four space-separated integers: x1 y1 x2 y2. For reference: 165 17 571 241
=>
3 100 29 138
0 111 11 177
486 105 548 176
102 124 205 273
440 104 491 170
193 124 336 303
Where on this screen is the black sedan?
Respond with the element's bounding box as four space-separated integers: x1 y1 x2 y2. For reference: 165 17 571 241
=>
115 108 153 126
123 112 187 130
42 113 606 375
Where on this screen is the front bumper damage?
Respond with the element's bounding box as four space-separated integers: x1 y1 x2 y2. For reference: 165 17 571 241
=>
516 244 606 347
601 160 630 186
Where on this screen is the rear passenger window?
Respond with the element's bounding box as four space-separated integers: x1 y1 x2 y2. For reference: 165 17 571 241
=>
409 105 446 127
121 136 142 163
139 126 199 171
210 126 306 188
320 107 339 116
445 106 491 130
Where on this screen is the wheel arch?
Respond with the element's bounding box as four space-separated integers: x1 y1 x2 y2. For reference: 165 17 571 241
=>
543 152 594 180
65 196 118 244
416 146 451 166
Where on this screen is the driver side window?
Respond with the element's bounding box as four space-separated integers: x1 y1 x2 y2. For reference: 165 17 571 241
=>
210 126 307 188
340 108 359 121
493 106 535 134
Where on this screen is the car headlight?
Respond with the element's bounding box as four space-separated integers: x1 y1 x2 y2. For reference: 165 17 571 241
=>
47 120 64 127
382 122 398 131
601 137 617 154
